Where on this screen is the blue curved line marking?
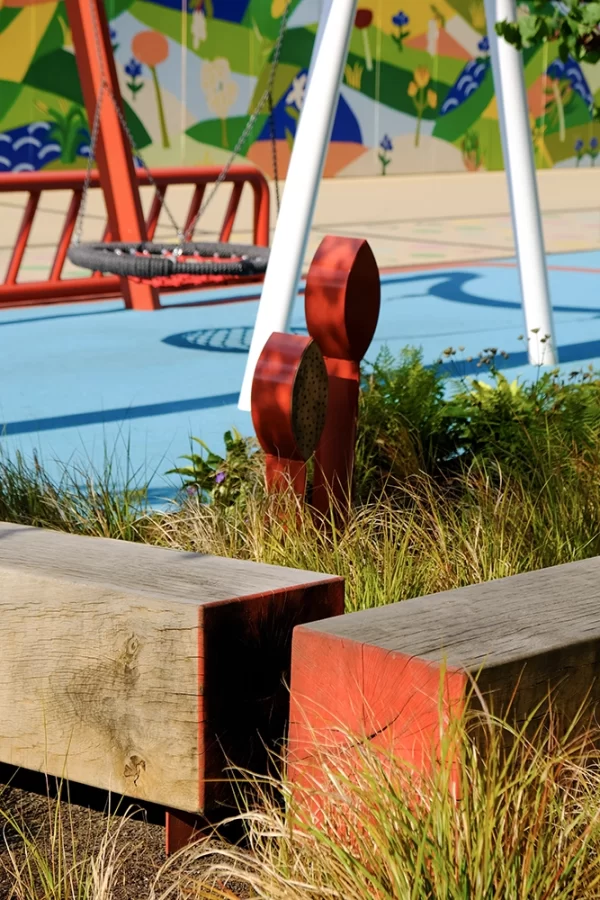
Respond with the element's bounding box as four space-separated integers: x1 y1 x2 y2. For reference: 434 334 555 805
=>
383 271 600 316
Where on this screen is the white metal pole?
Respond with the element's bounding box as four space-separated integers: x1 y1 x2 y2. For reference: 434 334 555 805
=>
238 0 358 411
306 0 335 89
484 0 557 365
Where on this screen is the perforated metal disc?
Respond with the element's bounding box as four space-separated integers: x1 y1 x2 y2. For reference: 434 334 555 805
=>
291 340 328 461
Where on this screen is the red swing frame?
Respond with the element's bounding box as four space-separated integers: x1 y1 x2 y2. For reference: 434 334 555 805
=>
0 0 270 312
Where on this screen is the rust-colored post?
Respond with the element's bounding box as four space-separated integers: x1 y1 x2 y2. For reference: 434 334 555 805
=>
305 236 380 517
251 333 329 500
6 192 40 285
65 0 159 310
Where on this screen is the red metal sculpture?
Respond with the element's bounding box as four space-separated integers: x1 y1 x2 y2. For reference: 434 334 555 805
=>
305 235 380 516
251 332 329 498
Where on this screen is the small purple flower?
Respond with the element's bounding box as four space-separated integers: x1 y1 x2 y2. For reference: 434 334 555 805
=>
186 484 198 496
591 137 598 150
478 36 489 53
380 134 393 152
392 10 409 26
125 57 143 78
575 138 585 152
215 471 226 484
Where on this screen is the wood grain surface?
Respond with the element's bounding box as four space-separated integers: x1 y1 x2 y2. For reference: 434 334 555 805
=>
289 556 600 776
0 523 344 812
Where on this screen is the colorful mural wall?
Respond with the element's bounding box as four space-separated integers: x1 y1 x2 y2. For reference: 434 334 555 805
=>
1 0 600 178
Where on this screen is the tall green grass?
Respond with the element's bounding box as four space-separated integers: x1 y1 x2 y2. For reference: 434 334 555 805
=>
3 349 600 895
4 709 600 898
163 709 600 899
4 350 600 611
0 447 151 544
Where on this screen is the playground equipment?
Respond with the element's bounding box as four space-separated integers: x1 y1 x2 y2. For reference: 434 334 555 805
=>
239 0 558 409
252 333 329 499
4 0 287 310
251 234 380 517
0 167 270 308
483 0 557 366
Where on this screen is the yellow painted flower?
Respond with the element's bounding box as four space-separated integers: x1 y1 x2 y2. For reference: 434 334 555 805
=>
427 89 437 109
413 66 431 88
345 62 364 90
408 81 418 97
271 0 287 17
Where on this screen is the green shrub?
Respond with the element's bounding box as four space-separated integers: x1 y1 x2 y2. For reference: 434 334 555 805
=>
167 428 263 508
355 347 451 497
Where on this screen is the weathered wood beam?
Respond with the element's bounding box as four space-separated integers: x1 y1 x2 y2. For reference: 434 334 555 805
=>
0 522 343 846
289 557 600 783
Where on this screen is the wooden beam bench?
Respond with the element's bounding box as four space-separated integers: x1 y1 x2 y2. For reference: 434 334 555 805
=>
288 556 600 783
0 522 343 852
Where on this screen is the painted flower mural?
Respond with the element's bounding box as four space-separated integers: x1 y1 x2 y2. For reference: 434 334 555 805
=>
378 134 393 174
408 67 437 146
201 58 239 148
131 31 170 148
440 58 490 116
355 9 374 71
392 10 410 52
0 0 596 177
125 58 144 102
191 8 207 49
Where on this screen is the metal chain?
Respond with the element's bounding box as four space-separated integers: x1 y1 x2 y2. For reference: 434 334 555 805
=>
106 88 184 239
77 0 291 246
184 0 291 239
74 80 105 245
267 92 280 213
265 0 291 215
79 0 184 242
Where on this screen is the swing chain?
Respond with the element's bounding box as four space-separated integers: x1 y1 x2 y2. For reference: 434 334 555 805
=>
75 0 183 246
74 80 105 246
75 0 290 248
183 0 291 240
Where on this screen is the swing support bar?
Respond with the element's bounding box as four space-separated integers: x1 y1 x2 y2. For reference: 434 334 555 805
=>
64 0 159 311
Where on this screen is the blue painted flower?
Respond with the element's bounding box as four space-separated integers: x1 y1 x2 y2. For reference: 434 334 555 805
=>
392 10 409 26
575 138 584 152
125 58 143 78
478 36 490 53
380 134 393 152
591 137 599 150
215 471 226 484
110 26 117 42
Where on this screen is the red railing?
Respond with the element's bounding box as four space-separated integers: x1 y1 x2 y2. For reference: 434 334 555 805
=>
0 166 270 307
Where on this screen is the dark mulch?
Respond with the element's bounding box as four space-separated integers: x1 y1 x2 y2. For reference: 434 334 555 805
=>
0 769 251 899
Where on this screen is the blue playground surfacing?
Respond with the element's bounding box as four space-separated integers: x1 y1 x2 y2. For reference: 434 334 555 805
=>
2 250 600 506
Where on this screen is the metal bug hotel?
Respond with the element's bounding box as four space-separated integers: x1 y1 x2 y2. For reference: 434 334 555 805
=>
251 234 381 516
